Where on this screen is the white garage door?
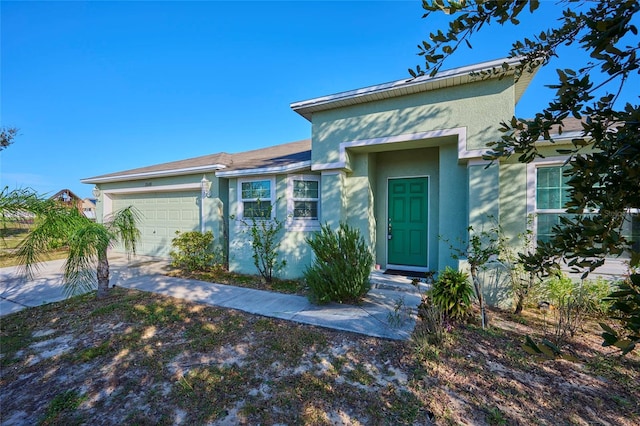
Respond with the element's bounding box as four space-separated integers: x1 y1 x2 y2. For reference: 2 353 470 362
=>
111 191 200 257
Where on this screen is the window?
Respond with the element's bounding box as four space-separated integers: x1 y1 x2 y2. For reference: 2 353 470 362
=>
287 175 320 230
292 179 319 220
533 164 640 250
239 178 274 219
535 165 572 243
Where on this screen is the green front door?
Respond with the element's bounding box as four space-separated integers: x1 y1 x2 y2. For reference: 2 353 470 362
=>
387 177 428 268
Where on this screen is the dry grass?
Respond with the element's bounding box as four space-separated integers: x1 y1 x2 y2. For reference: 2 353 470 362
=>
1 287 638 425
0 222 68 268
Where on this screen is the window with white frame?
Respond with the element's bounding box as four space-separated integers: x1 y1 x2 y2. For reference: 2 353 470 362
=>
287 175 320 227
535 165 572 243
533 164 640 251
239 178 274 219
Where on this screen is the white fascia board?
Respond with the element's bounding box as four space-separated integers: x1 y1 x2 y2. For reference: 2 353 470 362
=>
291 57 522 113
215 161 312 178
103 182 202 194
81 164 227 184
312 128 466 171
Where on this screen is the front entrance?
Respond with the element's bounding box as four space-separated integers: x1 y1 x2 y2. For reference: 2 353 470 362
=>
387 177 429 269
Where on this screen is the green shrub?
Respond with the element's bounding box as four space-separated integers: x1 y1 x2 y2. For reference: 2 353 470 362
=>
430 266 473 321
538 272 614 348
304 223 373 304
235 200 286 284
413 294 446 347
169 230 219 272
601 273 640 355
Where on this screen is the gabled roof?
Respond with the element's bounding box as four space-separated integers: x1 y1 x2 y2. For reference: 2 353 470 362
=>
291 57 538 121
82 139 311 184
50 189 81 202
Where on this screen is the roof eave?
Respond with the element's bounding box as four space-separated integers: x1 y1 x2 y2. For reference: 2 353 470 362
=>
291 57 535 121
82 164 227 184
216 161 312 178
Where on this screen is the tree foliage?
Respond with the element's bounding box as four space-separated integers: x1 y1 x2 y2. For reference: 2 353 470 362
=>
415 0 639 352
3 187 141 298
17 203 141 298
0 127 18 151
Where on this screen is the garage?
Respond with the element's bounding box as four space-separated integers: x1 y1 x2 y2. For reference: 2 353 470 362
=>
111 191 201 257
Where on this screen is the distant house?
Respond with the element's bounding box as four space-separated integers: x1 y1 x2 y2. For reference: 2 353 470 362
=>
81 198 97 220
82 57 636 288
49 189 97 220
50 189 82 211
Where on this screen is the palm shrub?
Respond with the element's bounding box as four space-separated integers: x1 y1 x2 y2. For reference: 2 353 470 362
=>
304 223 373 304
17 202 141 298
430 266 473 321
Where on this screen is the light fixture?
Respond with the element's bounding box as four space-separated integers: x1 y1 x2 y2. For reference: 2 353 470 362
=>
92 185 101 198
201 175 212 198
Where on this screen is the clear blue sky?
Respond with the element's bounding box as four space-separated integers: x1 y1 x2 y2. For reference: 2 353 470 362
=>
1 1 637 198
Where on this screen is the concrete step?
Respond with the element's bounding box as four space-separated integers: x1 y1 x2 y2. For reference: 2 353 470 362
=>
369 271 430 295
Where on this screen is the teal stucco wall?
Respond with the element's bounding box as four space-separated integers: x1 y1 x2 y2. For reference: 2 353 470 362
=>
310 78 515 167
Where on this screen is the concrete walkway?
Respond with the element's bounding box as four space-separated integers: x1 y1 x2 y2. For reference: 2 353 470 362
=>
1 255 425 340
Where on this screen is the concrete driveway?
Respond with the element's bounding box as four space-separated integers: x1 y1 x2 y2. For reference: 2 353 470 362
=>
0 259 70 316
0 255 142 317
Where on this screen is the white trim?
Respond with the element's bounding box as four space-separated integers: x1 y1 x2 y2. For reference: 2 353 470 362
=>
311 128 467 171
291 57 523 115
526 157 571 219
386 265 429 273
82 164 226 184
237 176 276 220
100 182 203 226
386 176 431 270
286 174 321 231
216 161 311 178
320 170 344 177
102 182 203 195
467 159 493 167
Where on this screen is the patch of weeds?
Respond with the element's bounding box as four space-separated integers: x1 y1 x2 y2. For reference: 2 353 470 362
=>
125 411 173 426
301 401 332 425
485 406 507 425
184 322 223 351
253 318 277 332
115 328 143 348
239 402 260 417
183 312 247 352
474 324 505 338
345 363 376 386
411 328 449 363
271 278 304 294
262 326 328 367
502 343 530 368
173 365 254 424
89 302 122 317
330 355 347 374
387 296 410 328
74 341 112 363
611 394 633 408
131 301 186 325
384 385 423 424
0 319 32 366
292 372 334 400
38 389 87 426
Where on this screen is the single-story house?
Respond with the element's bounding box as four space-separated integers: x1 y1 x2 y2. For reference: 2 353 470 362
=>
82 57 636 281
